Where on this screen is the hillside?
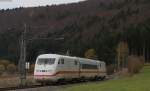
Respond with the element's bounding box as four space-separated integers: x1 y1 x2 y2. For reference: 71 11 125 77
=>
0 0 150 63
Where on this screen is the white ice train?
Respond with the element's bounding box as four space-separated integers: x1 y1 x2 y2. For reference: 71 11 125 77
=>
34 54 106 83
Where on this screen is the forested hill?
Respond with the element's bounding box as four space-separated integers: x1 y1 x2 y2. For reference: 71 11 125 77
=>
0 0 150 64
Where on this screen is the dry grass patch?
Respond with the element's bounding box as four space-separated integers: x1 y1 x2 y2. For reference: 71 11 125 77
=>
0 75 37 88
127 55 144 75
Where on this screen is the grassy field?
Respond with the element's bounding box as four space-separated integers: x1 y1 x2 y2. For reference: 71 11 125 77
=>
58 66 150 91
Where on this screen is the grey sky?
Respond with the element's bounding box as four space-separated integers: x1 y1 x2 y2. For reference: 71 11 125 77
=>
0 0 85 9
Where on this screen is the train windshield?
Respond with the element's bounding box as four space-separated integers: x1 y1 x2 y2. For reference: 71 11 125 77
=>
37 58 55 65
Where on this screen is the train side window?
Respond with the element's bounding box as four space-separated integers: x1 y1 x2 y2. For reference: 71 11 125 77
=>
61 59 64 64
58 59 61 64
74 60 78 65
99 64 101 68
82 64 98 69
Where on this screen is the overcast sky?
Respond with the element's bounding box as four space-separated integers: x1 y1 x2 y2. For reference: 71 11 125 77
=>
0 0 85 9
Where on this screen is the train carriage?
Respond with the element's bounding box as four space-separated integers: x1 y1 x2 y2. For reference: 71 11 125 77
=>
34 54 106 83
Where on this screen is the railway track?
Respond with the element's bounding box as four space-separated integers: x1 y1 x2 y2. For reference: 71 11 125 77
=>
0 77 111 91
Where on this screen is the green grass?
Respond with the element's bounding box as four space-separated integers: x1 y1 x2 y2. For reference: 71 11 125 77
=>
58 66 150 91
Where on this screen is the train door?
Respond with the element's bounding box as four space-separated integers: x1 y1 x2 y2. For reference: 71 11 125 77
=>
98 62 101 76
78 61 82 78
66 58 73 79
102 62 106 76
74 59 80 78
57 58 65 79
58 58 64 69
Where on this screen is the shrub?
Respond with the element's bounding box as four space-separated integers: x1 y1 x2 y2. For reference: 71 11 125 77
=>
144 63 150 66
0 64 5 75
0 60 10 69
6 64 17 74
107 64 115 75
127 55 144 75
139 56 145 65
84 49 97 59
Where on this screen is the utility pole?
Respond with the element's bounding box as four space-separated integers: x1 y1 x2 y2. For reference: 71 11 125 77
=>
18 23 64 87
18 23 27 87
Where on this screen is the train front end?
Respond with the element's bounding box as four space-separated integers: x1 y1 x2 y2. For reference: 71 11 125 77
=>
34 54 58 83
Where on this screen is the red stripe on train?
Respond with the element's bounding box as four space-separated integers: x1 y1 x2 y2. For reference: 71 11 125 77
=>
34 71 106 76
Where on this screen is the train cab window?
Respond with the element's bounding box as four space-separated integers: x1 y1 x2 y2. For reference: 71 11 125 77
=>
48 58 55 64
37 58 55 65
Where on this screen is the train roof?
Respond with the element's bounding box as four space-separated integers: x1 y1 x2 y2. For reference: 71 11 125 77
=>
37 54 103 63
38 54 76 59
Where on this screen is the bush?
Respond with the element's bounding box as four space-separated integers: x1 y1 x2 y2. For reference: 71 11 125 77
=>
0 60 11 69
107 64 115 75
0 64 5 75
144 63 150 66
6 64 17 74
84 49 97 59
127 55 144 75
139 56 145 65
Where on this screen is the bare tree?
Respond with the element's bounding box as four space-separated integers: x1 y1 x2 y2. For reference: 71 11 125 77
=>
116 41 129 71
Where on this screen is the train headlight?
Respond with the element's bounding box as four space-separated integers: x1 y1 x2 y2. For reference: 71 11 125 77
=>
36 69 53 72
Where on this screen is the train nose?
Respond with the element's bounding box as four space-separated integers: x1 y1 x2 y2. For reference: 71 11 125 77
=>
34 69 56 79
34 75 57 82
35 69 53 72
